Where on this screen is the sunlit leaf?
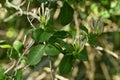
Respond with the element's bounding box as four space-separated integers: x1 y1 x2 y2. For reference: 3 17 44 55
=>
0 67 5 80
13 40 24 53
0 40 6 43
0 44 11 48
6 28 17 38
101 10 110 18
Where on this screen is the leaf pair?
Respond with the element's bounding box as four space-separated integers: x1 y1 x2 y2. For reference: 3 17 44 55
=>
26 44 60 65
33 28 52 43
0 40 11 48
8 40 24 60
59 50 88 75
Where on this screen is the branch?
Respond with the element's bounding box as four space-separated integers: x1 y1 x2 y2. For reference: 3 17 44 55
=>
4 10 40 22
6 0 23 15
27 2 36 29
15 38 34 70
4 0 40 26
4 60 16 74
95 46 119 59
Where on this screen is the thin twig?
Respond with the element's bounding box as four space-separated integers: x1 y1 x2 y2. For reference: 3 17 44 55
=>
41 3 45 14
4 60 16 74
15 39 34 69
5 0 43 27
104 49 119 59
100 62 111 80
55 74 69 80
5 0 39 28
3 11 39 22
6 0 23 15
19 0 26 7
95 46 119 59
85 43 119 59
4 12 19 22
48 56 54 80
74 11 80 38
27 2 35 29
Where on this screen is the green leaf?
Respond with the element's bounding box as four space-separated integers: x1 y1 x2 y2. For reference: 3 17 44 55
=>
101 0 109 6
59 55 73 75
80 25 88 33
56 38 74 53
59 1 74 26
16 69 22 80
45 44 60 56
28 0 33 2
32 28 52 42
45 22 54 32
88 33 98 46
32 28 44 42
37 0 47 3
26 29 34 35
39 32 53 42
0 40 11 48
52 43 64 53
27 45 45 65
67 26 76 38
73 48 88 61
101 10 110 18
53 31 70 39
13 40 24 53
0 40 6 43
0 67 5 80
48 36 57 43
0 44 11 48
9 48 20 60
68 0 75 4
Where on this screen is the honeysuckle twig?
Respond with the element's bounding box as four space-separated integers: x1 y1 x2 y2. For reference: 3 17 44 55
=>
6 0 23 15
27 2 35 29
48 56 54 80
4 9 39 23
85 43 120 59
15 38 34 70
4 60 16 74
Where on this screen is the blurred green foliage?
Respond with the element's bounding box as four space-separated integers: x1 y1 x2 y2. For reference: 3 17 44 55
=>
0 0 120 80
